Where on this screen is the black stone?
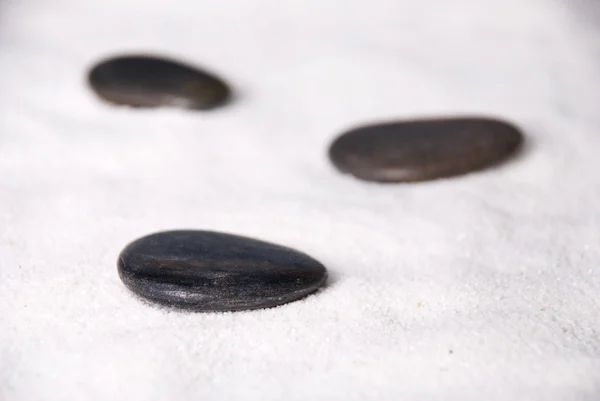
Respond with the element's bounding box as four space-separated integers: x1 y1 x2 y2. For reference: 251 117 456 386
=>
328 117 523 183
88 55 231 110
117 230 327 312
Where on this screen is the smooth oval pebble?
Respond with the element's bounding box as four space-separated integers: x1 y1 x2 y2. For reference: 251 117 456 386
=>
328 117 524 182
117 230 327 312
88 55 231 110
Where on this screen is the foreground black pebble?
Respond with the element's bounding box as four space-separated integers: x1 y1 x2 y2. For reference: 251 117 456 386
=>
88 55 231 110
117 230 328 312
328 117 524 183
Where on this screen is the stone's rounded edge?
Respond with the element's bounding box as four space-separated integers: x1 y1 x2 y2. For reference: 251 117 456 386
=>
118 262 328 313
87 61 116 106
87 57 164 108
347 166 429 183
116 230 328 313
121 280 327 313
183 79 232 111
436 116 525 180
327 116 525 183
327 126 427 183
86 54 232 110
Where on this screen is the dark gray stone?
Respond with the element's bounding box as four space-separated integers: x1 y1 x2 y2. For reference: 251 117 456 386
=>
117 230 327 312
88 55 231 110
328 117 524 182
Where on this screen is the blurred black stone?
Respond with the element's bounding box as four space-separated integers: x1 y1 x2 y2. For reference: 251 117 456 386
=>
328 117 523 182
88 55 231 110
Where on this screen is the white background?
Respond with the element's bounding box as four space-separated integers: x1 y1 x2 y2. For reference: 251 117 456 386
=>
1 0 600 400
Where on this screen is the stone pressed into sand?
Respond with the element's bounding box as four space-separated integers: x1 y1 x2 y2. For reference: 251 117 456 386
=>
117 230 328 312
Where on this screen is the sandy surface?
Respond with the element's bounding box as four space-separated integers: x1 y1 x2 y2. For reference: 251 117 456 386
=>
1 0 599 399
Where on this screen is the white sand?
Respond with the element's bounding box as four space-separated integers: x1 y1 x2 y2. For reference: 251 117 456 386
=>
1 0 599 399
